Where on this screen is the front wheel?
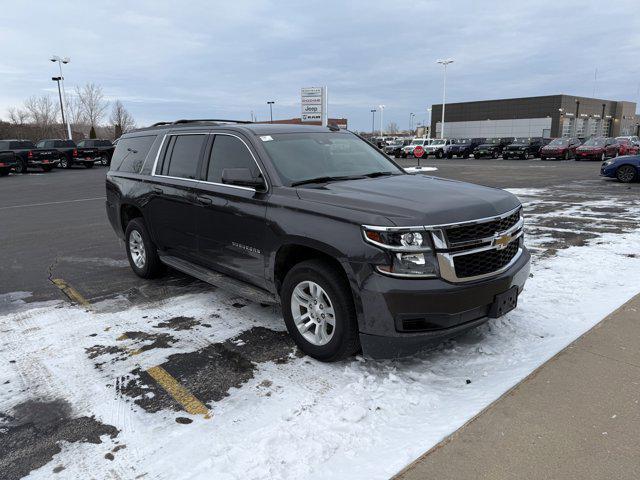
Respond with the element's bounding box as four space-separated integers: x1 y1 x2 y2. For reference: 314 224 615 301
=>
281 259 360 362
492 151 498 159
100 156 109 166
617 165 638 183
60 156 71 169
435 150 444 159
125 218 165 279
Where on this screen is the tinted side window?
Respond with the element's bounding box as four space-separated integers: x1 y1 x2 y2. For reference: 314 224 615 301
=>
112 135 156 173
206 135 259 183
0 141 8 149
77 140 86 147
162 134 206 179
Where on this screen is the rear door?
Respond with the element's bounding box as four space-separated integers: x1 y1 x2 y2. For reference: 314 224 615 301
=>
194 132 269 288
146 132 207 260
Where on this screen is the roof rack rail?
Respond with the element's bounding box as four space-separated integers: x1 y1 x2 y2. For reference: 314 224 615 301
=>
172 119 253 125
151 121 172 127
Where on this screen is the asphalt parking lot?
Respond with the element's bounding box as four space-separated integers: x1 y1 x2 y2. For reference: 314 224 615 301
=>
1 158 639 479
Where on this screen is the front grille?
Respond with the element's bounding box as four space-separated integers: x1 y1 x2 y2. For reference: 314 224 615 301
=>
453 241 519 278
445 209 520 244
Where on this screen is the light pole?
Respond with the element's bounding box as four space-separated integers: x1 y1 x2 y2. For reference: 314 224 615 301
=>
50 56 72 140
409 112 415 132
51 77 67 135
379 104 385 137
427 107 432 139
267 101 275 123
370 109 376 136
436 58 454 139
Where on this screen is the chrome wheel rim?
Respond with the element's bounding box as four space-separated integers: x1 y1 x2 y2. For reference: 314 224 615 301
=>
129 230 146 269
290 281 335 346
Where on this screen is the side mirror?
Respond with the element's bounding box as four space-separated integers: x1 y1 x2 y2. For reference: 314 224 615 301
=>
221 168 265 190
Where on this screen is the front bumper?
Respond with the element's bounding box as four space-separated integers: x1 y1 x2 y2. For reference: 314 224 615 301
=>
576 152 601 161
356 248 531 358
600 164 617 178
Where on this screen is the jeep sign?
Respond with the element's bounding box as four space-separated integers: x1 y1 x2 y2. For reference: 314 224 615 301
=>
301 86 327 126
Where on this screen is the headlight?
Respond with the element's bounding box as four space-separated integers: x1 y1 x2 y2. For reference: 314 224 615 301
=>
362 226 438 277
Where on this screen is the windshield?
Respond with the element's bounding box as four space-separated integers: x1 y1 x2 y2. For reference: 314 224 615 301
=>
582 138 606 147
512 138 531 143
549 138 570 146
410 139 424 145
260 133 403 186
454 139 470 144
430 139 446 145
484 138 499 144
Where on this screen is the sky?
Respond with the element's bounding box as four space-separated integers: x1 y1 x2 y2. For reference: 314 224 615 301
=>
1 0 640 132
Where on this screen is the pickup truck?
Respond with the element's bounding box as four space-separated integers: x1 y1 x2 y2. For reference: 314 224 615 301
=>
36 139 100 169
77 139 115 166
0 150 18 176
0 139 60 173
106 120 530 361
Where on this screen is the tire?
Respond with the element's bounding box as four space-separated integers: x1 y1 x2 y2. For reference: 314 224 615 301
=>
100 156 109 166
564 151 570 161
84 162 94 169
42 165 53 172
463 152 469 159
601 153 606 162
447 152 453 159
436 150 444 159
281 259 360 362
0 169 9 177
492 151 498 159
60 156 71 169
125 218 165 279
14 159 27 174
616 165 638 183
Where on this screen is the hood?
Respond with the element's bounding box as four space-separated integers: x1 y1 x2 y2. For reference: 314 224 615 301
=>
476 143 497 149
296 174 520 227
542 145 564 150
577 145 603 151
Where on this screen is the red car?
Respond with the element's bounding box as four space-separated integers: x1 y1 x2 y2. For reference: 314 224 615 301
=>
539 137 582 160
575 137 618 161
614 138 639 156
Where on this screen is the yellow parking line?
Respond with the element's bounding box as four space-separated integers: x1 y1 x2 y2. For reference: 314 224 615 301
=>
146 366 211 418
52 278 92 309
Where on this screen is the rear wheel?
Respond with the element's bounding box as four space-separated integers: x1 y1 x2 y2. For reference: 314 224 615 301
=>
60 156 71 168
281 259 359 362
125 218 165 279
100 156 109 166
14 160 27 174
436 150 444 159
617 165 638 183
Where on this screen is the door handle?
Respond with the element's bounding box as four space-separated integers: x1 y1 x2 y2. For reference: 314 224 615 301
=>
152 187 164 194
196 195 213 205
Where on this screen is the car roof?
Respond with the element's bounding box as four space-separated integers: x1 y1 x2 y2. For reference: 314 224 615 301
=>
131 120 346 137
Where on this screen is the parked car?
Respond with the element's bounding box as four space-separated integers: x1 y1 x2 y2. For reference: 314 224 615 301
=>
575 137 618 161
601 155 640 183
502 137 545 160
0 150 18 176
539 137 582 160
614 138 639 156
401 138 430 157
446 138 485 159
473 138 514 159
0 139 60 173
423 138 454 158
36 139 100 169
616 135 640 147
106 120 530 361
384 138 412 158
77 139 115 166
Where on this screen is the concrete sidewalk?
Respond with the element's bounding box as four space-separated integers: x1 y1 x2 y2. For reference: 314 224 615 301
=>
395 294 640 480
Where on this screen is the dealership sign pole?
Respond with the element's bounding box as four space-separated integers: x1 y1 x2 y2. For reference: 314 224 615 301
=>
301 87 327 126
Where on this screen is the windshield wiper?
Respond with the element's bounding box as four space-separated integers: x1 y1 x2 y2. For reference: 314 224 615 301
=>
290 175 366 187
363 171 398 178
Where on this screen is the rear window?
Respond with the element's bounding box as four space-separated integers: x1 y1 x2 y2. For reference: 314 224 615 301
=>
0 141 7 150
54 140 76 148
111 135 156 173
97 140 113 147
160 134 206 179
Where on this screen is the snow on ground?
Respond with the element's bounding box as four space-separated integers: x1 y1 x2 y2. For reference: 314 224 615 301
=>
404 166 438 173
1 188 640 480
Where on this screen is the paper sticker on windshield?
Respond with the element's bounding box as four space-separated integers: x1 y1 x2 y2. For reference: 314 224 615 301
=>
260 135 273 142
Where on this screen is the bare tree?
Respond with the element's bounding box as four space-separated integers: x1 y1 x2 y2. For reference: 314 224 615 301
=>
109 100 135 138
65 95 87 133
387 121 399 134
7 106 29 126
76 83 108 132
23 95 60 138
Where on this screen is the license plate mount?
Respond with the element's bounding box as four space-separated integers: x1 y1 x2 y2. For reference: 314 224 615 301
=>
488 286 518 318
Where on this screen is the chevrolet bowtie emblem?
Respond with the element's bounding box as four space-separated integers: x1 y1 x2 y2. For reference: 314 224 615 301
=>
493 234 512 250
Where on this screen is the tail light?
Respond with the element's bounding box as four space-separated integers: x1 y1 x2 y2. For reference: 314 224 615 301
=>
72 149 78 157
28 150 33 158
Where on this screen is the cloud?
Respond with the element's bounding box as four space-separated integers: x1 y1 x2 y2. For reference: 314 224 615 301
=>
1 0 639 130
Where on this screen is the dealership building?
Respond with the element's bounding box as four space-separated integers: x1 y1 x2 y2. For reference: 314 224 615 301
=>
430 95 638 139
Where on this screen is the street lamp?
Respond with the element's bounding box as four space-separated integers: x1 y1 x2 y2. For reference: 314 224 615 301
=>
409 112 415 132
427 107 432 139
50 55 72 139
370 109 376 136
436 58 454 139
379 104 385 137
267 101 275 123
51 77 67 134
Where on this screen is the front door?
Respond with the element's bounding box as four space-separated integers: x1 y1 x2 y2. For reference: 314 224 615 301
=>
194 133 269 289
145 132 208 260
